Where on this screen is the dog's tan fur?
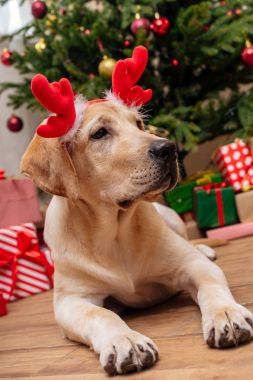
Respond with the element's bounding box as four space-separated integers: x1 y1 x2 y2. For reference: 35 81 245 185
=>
21 101 253 375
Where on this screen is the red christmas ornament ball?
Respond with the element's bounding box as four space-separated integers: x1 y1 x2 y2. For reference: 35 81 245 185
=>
31 0 47 19
172 59 179 66
241 45 253 67
0 49 13 66
7 116 23 132
124 39 131 47
235 8 242 15
131 18 150 35
150 17 170 36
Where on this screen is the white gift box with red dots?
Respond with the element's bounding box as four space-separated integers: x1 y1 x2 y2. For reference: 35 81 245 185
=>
214 140 253 192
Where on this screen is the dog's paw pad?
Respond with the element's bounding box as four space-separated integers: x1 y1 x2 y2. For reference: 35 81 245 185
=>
103 352 117 376
218 324 236 348
204 305 253 349
120 349 138 374
207 327 215 348
100 331 158 375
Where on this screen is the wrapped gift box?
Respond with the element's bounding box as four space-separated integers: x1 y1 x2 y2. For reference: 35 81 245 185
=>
182 170 223 186
194 183 238 229
235 190 253 223
164 182 195 214
206 222 253 240
0 178 42 228
0 169 5 180
164 171 223 214
195 173 223 185
0 223 54 302
0 293 7 316
213 139 253 192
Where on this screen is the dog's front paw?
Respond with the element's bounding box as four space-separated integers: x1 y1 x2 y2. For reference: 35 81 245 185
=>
195 244 216 261
100 331 158 376
203 304 253 348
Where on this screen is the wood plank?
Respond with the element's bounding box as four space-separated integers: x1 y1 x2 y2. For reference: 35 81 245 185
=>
4 334 252 379
38 335 253 376
8 368 253 380
0 347 77 378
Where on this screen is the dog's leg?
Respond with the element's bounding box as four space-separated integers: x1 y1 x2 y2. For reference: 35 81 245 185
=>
154 203 216 260
172 247 253 348
54 294 158 375
194 244 216 260
153 202 188 239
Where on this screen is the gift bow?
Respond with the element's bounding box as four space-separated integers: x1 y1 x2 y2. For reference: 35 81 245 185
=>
184 170 219 184
0 169 5 180
0 230 54 302
195 182 227 195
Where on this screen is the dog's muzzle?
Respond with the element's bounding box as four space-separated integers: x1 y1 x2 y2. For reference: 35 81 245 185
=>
118 139 178 209
148 139 178 190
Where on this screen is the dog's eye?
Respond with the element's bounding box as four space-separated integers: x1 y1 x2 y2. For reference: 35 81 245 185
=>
91 128 108 140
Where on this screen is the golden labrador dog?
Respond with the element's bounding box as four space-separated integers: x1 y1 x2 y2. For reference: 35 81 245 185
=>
21 99 253 376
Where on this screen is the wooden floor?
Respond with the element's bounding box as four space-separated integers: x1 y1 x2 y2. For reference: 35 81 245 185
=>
1 237 253 380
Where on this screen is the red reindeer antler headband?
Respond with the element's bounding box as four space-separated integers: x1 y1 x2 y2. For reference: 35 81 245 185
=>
31 46 152 138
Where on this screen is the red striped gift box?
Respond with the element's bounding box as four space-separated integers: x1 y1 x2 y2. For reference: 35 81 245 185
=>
0 293 7 316
0 223 54 302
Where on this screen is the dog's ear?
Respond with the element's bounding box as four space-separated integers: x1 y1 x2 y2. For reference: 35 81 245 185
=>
21 134 79 200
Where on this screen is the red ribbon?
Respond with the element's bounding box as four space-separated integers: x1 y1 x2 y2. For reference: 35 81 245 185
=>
195 182 227 226
215 188 225 226
196 182 227 194
0 293 7 316
0 169 5 180
0 230 54 302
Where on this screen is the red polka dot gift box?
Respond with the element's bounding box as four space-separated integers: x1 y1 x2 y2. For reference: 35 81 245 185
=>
213 139 253 192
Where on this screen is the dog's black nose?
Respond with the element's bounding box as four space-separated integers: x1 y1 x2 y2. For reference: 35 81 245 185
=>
148 140 177 161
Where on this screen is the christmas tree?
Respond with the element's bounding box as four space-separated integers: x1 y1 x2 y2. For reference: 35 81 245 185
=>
1 0 253 153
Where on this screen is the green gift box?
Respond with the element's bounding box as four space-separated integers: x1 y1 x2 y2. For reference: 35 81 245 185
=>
194 185 238 229
164 171 224 215
164 182 196 214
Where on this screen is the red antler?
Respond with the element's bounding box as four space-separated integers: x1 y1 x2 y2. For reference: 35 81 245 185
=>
31 74 76 138
112 46 152 107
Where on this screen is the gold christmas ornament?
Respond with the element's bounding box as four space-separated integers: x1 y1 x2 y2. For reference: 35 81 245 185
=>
98 56 116 79
35 38 46 53
47 14 57 22
46 14 57 28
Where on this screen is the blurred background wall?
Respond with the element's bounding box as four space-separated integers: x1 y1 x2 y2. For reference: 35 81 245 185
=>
0 0 41 175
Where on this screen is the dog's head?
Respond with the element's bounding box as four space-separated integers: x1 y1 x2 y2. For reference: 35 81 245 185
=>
21 46 178 208
21 100 178 208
